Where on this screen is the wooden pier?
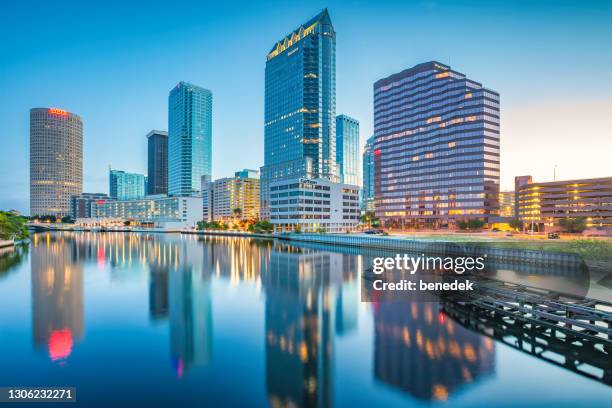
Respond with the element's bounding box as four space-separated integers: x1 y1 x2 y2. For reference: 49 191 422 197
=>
442 277 612 385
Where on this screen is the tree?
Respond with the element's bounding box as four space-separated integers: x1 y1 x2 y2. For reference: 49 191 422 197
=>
559 217 587 233
467 219 485 230
252 220 273 234
509 219 522 231
457 220 468 230
0 211 30 241
32 214 56 223
360 211 379 228
61 215 74 224
233 208 242 218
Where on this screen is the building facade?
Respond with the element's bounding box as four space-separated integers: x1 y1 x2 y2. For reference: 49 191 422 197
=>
30 108 83 217
260 9 337 219
201 175 214 222
109 169 146 201
212 170 260 222
269 178 359 233
514 175 533 219
499 191 515 218
517 176 612 231
147 130 168 195
89 196 203 229
336 114 360 186
373 61 500 228
70 193 110 219
362 135 376 212
168 82 212 196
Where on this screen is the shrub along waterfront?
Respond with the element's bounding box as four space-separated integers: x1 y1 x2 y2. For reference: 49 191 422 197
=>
0 211 29 241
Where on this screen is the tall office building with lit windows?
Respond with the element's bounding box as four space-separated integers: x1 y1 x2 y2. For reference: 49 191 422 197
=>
373 61 500 228
260 9 337 219
30 108 83 217
168 82 212 196
336 114 360 186
147 130 168 195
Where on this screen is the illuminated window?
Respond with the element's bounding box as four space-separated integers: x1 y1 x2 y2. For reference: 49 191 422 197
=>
448 142 456 148
412 155 419 161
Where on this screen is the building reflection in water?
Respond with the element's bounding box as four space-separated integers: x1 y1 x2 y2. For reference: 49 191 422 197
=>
149 265 169 321
168 236 213 378
373 300 495 402
335 255 359 336
31 233 84 363
263 245 358 408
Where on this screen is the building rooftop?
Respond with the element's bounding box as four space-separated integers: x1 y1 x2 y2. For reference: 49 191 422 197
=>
267 8 332 60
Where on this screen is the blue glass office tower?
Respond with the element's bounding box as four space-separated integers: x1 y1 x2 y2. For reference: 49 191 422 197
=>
362 136 375 211
336 115 360 186
168 82 212 196
260 9 337 219
109 169 146 201
374 61 500 228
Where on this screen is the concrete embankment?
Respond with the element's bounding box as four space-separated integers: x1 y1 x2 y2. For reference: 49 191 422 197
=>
182 230 274 239
276 233 586 268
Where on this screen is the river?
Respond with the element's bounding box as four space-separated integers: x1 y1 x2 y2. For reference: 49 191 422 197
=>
0 232 609 407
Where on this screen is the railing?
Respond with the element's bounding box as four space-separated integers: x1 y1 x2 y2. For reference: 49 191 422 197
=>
278 233 585 267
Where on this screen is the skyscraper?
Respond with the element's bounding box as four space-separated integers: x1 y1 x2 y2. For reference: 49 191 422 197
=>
109 169 146 201
168 82 212 196
147 130 168 195
362 136 375 212
260 9 337 219
373 61 500 228
336 114 360 186
30 108 83 217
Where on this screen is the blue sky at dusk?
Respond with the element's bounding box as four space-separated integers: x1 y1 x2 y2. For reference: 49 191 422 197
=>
1 0 611 213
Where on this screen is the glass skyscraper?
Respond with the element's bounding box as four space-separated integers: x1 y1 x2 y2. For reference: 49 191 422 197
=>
336 114 360 186
373 61 500 228
147 130 168 195
362 136 375 212
260 9 337 219
168 82 212 196
109 169 146 201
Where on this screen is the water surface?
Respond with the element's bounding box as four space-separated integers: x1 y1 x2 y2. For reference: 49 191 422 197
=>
0 232 609 407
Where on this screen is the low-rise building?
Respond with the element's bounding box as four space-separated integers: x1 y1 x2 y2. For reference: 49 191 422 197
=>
211 169 260 223
269 178 360 233
517 176 612 231
70 193 110 219
88 196 202 229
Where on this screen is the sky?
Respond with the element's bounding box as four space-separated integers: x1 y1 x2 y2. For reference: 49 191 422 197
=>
1 0 611 214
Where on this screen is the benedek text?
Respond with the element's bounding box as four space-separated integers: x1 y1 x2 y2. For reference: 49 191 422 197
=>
373 279 474 291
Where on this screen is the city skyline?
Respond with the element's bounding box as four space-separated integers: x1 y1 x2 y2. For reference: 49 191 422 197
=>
2 1 612 213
